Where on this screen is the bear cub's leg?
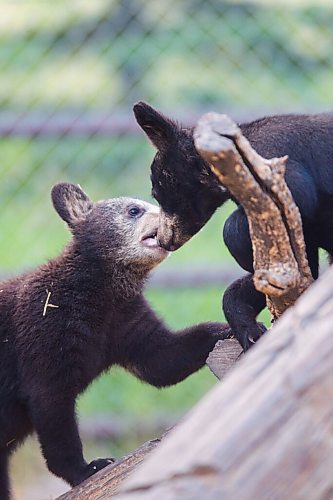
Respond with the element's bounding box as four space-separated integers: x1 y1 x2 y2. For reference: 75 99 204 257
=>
0 452 10 500
123 320 233 388
29 396 114 486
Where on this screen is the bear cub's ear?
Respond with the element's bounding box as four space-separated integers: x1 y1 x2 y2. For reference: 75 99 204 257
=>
133 101 177 151
51 182 93 227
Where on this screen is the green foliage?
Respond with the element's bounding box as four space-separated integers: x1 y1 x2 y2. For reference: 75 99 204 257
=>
0 132 237 269
1 1 333 111
2 0 333 268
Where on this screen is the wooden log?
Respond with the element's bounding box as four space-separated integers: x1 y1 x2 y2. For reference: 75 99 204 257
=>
56 342 240 499
57 435 165 500
193 113 313 319
113 265 333 499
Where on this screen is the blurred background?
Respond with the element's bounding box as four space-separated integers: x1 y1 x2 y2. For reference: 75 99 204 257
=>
1 0 332 497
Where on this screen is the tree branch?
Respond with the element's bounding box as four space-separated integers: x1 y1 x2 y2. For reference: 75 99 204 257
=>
193 113 313 319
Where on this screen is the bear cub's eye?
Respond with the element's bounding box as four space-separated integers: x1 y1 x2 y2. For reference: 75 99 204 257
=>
128 206 144 218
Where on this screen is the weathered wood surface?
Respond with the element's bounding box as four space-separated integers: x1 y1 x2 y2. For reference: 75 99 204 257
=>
113 265 333 499
206 338 243 379
56 342 240 500
194 113 313 319
57 435 164 500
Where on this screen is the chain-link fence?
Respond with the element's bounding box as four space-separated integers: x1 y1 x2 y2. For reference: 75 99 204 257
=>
1 0 333 271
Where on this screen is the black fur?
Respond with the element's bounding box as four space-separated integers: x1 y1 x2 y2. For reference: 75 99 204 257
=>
134 102 333 350
0 183 232 498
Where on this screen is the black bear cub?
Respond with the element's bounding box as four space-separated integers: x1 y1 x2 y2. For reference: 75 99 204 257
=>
0 183 231 498
133 101 333 351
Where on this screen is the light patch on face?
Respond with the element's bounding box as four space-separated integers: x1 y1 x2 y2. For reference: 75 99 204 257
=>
96 197 168 271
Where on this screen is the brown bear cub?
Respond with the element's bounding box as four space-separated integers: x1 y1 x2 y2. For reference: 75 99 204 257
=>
0 183 231 498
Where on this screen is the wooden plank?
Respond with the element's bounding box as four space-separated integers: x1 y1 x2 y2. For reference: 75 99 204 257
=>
206 338 243 379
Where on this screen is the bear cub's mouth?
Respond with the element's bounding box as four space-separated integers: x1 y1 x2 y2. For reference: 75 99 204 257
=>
141 230 160 248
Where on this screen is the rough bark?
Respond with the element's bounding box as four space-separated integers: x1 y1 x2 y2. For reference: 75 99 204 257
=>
194 113 313 319
113 265 333 500
57 435 165 500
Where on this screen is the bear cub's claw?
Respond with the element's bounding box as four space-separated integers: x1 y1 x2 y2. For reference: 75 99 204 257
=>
242 322 267 352
83 458 115 481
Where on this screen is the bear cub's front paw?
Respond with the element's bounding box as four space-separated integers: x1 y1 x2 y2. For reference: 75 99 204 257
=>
83 458 115 481
242 322 267 351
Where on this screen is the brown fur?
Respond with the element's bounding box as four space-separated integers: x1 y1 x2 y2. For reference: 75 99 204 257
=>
0 183 231 498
